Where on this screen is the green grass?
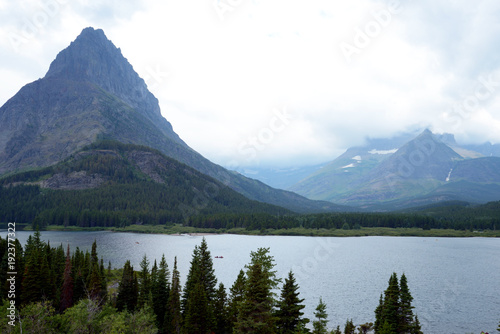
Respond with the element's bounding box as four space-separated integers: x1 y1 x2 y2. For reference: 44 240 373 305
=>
35 224 500 237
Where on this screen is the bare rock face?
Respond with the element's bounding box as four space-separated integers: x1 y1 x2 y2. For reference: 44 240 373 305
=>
0 27 185 175
40 171 106 190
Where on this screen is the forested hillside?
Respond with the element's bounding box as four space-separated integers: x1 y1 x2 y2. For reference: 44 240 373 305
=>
0 141 289 228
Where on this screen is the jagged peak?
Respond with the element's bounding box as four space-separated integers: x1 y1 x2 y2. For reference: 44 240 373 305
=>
44 27 161 119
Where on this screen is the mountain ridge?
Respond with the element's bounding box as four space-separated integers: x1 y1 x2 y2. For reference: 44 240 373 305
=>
0 27 346 213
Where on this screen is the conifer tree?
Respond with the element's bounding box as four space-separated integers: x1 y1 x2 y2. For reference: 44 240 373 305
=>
398 273 414 332
182 238 217 333
151 255 170 330
138 254 151 307
116 260 138 312
276 270 309 334
344 318 355 334
214 283 230 334
374 273 420 334
235 248 279 333
60 245 73 312
312 298 328 334
228 269 246 332
382 273 400 332
165 256 182 334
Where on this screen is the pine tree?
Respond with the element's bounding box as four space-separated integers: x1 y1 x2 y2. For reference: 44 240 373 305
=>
398 273 414 333
411 315 423 334
116 260 138 312
60 245 73 311
214 283 230 334
182 238 217 333
312 298 328 334
276 270 309 334
151 256 170 331
344 318 355 334
228 269 246 332
374 273 420 334
165 256 182 334
138 254 151 307
382 273 400 332
374 294 384 333
235 248 279 333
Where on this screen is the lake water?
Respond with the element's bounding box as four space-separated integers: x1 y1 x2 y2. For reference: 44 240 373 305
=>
1 231 499 333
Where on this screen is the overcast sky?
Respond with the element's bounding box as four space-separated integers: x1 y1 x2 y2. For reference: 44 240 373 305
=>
1 0 500 168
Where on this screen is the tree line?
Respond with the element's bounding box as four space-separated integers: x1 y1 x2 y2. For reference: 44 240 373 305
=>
0 234 429 333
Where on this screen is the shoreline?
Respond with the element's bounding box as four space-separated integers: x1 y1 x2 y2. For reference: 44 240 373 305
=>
14 224 500 238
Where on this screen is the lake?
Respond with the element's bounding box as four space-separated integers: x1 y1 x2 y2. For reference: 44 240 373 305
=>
1 230 499 333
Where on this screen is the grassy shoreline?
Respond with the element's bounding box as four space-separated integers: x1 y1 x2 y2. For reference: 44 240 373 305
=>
24 224 500 237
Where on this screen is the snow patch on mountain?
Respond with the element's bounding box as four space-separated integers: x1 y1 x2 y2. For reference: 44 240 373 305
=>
368 149 398 155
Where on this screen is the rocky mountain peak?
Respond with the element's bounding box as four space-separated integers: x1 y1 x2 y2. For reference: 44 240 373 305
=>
45 27 161 119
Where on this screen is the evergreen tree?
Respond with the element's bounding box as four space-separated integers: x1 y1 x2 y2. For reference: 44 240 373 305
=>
116 260 138 312
235 248 279 333
138 254 151 307
165 256 182 334
60 245 73 311
214 283 230 334
276 270 309 334
344 318 355 334
398 273 414 333
411 315 423 334
182 238 217 333
21 231 50 305
381 273 400 333
312 298 328 334
228 269 247 332
151 255 170 330
374 273 420 334
374 294 384 333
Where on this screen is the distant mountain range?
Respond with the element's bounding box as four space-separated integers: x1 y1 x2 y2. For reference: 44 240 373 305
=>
0 27 345 215
1 27 499 216
289 129 500 210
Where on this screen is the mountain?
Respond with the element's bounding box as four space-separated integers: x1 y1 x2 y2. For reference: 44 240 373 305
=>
0 141 292 226
290 129 500 209
0 27 346 213
240 163 327 190
289 131 419 201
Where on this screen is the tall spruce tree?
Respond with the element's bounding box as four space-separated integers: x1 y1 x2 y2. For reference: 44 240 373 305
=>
214 283 230 334
165 256 182 334
182 238 217 333
374 273 420 334
116 260 138 312
60 245 73 312
228 269 247 332
398 273 414 333
138 254 151 307
151 255 170 330
312 298 328 334
276 270 309 334
235 248 279 333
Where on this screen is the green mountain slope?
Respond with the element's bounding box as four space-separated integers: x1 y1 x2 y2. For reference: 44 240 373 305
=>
0 141 291 227
0 27 345 213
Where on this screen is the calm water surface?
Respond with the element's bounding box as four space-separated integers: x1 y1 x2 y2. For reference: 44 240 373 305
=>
1 231 499 333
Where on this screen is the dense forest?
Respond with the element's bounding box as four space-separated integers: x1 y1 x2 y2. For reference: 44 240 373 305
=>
1 141 500 233
0 141 289 227
0 234 431 333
